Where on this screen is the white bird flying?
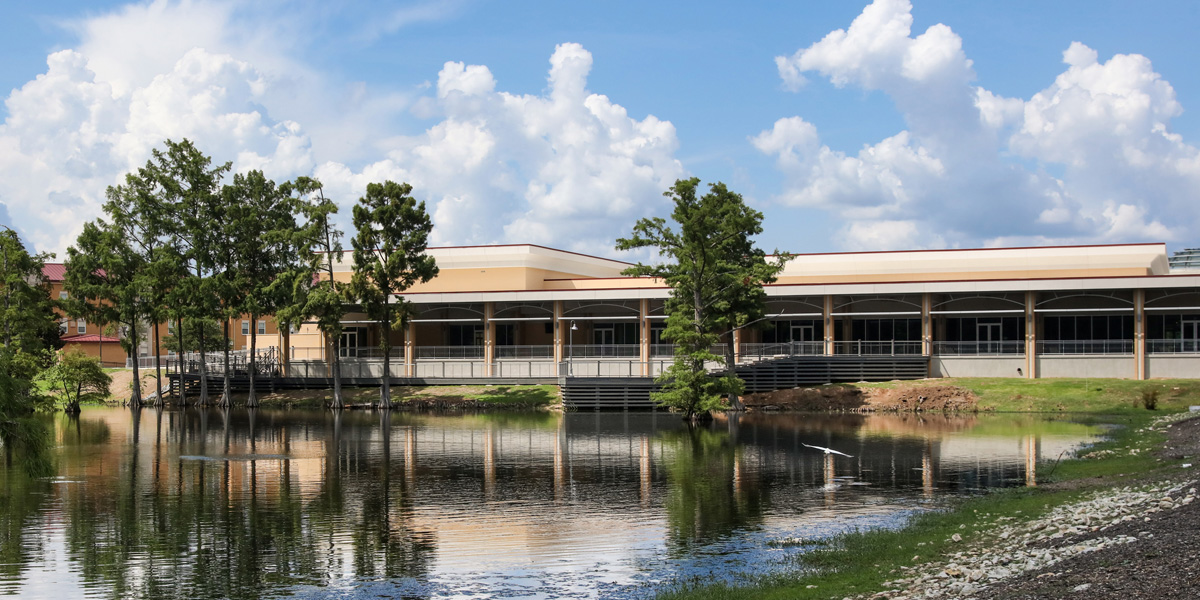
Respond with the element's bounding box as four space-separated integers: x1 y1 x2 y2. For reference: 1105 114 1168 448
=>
802 443 853 458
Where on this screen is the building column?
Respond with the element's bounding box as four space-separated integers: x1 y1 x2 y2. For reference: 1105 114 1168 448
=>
484 302 495 377
281 328 291 378
1134 289 1146 380
823 295 834 355
553 300 564 369
921 293 933 357
639 299 650 377
1025 291 1037 379
405 322 416 377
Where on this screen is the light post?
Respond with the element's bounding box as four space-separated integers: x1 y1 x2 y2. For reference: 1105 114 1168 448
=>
568 320 578 376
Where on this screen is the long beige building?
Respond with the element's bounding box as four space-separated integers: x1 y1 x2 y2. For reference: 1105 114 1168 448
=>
260 242 1200 381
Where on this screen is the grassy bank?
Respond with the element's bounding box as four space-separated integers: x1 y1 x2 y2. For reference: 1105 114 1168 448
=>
858 377 1200 414
659 385 1192 600
250 384 560 409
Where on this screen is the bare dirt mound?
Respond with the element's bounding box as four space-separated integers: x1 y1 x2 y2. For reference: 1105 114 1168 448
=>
106 370 165 404
742 382 978 412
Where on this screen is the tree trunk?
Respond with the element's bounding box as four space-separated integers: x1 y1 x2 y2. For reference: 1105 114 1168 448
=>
219 320 232 407
331 344 344 409
196 265 210 406
379 295 391 408
128 321 143 407
177 317 188 406
725 337 744 411
152 321 163 407
247 315 258 408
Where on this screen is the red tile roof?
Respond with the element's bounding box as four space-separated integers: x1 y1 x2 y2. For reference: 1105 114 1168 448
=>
61 333 121 344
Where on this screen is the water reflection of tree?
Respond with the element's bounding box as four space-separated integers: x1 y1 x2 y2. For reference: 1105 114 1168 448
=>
660 426 766 555
53 407 436 600
0 465 52 593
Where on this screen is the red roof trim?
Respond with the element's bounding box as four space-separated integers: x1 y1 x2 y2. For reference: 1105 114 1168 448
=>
61 333 121 344
766 241 1166 258
396 271 1198 296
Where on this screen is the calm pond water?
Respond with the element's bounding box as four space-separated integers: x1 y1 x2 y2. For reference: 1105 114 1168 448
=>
0 408 1105 599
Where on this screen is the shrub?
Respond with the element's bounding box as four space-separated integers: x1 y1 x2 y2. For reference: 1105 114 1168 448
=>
1139 388 1159 410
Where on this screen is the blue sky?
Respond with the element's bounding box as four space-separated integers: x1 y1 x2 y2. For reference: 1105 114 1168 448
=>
2 0 1199 257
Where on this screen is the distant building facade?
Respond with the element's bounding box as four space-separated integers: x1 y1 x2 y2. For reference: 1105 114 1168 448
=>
258 242 1200 381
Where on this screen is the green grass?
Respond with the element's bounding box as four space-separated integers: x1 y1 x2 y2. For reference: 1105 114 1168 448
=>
456 385 559 406
657 405 1184 600
251 384 561 409
858 377 1200 414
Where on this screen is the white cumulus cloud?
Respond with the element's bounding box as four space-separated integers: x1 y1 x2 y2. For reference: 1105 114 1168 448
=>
0 4 684 258
317 43 685 255
759 0 1198 250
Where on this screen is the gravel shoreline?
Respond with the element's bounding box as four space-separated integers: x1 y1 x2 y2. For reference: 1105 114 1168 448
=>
846 412 1200 600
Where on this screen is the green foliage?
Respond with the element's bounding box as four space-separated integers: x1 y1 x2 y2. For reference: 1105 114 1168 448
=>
0 228 61 380
349 181 439 405
275 177 350 406
35 347 111 413
617 178 789 418
150 139 231 403
161 318 228 354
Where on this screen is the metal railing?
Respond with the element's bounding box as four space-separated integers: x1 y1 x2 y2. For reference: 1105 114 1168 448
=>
345 347 405 359
833 340 923 356
565 344 640 358
1147 339 1200 354
495 345 554 359
739 341 825 360
933 341 1025 356
289 346 326 361
415 345 485 360
1036 339 1133 355
562 360 673 378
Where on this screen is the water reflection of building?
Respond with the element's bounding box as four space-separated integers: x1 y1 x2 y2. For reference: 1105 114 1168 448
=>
38 408 1096 589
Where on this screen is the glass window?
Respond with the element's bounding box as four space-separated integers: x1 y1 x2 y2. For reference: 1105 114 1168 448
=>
59 319 68 335
257 320 266 335
76 319 86 334
59 291 68 300
241 320 249 335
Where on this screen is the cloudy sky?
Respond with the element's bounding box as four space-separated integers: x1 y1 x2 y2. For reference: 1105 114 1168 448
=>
3 0 1199 258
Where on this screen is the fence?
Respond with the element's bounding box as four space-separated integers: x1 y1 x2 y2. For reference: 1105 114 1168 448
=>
1147 339 1200 354
566 344 640 358
832 340 923 356
739 341 824 361
933 341 1025 355
1036 339 1133 355
415 346 485 360
495 345 554 359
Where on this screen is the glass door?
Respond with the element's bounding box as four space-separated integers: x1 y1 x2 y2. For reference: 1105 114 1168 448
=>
977 322 1001 354
338 329 358 358
1184 320 1200 353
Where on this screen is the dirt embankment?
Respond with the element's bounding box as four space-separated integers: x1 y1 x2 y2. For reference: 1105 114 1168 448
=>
106 369 166 404
742 382 979 412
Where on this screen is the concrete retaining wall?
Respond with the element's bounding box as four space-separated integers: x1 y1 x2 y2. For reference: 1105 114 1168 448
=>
1146 355 1200 378
932 356 1026 378
1037 355 1135 379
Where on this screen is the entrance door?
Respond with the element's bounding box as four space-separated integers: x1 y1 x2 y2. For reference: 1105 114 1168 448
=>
790 324 815 354
977 322 1001 354
594 325 615 345
790 324 815 342
339 330 358 358
1184 320 1200 353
